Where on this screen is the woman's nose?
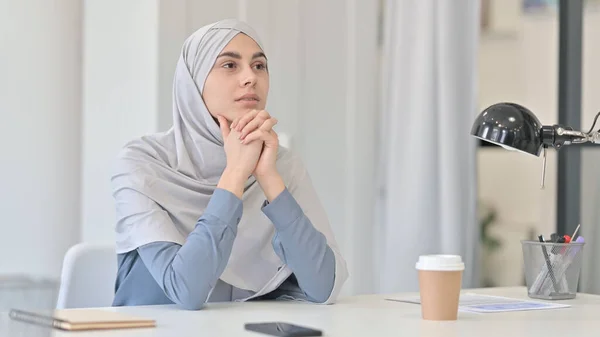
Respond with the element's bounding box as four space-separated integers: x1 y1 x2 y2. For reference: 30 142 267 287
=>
240 66 257 87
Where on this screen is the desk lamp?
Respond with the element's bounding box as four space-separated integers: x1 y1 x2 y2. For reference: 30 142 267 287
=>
470 102 600 188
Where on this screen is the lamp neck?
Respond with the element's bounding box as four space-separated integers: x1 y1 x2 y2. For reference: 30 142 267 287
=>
542 124 600 149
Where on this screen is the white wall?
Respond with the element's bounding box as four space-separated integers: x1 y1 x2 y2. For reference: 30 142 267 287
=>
81 0 161 243
0 0 82 278
81 0 380 296
158 0 188 131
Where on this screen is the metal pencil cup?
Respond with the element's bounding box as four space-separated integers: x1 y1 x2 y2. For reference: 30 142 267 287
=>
521 240 585 300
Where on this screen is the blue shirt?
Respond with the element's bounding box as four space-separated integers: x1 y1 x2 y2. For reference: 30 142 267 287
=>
112 188 336 310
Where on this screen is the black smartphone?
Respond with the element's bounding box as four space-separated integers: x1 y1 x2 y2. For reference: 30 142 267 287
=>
244 322 323 337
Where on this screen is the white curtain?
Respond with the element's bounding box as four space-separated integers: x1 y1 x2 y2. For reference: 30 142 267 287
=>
375 0 481 293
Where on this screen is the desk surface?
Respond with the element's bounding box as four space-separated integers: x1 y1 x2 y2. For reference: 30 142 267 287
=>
13 287 600 337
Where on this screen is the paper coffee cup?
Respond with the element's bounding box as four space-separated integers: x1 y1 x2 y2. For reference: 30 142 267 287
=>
416 255 464 321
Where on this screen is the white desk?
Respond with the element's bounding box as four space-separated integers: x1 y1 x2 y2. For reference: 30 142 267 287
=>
9 287 600 337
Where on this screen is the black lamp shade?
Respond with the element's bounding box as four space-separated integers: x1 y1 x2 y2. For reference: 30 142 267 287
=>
471 102 544 156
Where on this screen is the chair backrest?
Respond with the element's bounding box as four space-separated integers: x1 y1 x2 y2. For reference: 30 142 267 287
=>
56 243 117 309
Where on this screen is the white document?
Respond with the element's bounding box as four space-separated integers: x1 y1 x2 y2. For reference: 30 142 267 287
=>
386 293 571 313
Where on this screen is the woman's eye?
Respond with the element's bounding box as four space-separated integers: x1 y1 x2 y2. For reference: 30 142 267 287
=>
254 63 267 71
223 62 236 69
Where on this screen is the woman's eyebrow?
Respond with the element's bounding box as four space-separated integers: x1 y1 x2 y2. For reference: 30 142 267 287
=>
217 51 241 59
216 51 267 60
252 52 267 60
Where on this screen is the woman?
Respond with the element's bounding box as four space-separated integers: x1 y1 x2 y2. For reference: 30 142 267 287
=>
110 19 348 310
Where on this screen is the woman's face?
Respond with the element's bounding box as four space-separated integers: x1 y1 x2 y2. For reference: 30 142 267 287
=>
202 33 269 122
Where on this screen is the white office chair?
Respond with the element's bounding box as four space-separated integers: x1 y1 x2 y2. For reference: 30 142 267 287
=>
56 242 117 309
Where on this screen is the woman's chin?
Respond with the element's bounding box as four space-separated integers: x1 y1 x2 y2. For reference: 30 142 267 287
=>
236 108 262 117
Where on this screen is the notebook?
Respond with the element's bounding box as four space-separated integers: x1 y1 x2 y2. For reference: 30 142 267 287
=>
8 308 156 331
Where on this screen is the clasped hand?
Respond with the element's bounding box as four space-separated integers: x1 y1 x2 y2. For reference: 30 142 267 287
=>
217 110 279 180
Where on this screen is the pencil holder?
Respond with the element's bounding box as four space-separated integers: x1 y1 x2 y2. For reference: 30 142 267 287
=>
521 240 585 300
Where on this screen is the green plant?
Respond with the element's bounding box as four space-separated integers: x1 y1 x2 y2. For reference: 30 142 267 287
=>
478 201 502 287
480 203 501 253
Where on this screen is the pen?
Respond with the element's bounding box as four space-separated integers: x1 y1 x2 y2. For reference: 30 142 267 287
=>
571 224 581 242
539 235 559 293
562 224 581 255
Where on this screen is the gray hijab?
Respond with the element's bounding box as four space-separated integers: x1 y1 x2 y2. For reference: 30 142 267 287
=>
111 19 293 292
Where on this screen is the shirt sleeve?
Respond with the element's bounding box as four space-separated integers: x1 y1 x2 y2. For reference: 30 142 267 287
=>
262 187 336 303
265 153 349 304
136 188 243 310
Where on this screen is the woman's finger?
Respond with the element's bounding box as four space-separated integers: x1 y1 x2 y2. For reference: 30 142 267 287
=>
242 128 279 146
235 110 259 132
231 116 241 130
240 118 277 141
258 117 278 132
240 116 275 139
236 110 271 132
239 118 262 139
264 130 279 148
217 115 230 139
241 129 268 144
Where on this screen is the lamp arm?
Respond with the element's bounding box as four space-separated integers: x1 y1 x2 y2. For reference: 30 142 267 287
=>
542 125 600 148
558 128 600 144
588 131 600 144
538 125 600 190
556 128 589 144
542 112 600 148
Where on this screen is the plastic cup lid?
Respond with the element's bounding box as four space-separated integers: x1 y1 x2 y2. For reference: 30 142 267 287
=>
415 255 465 271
